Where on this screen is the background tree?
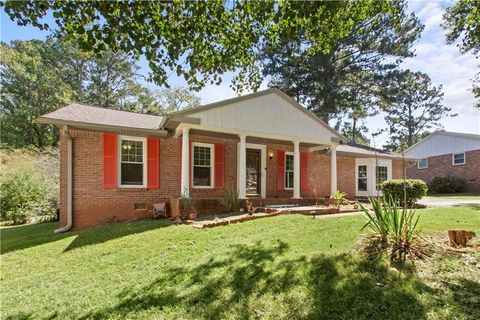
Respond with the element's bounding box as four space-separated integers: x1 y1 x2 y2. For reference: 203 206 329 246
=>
0 39 201 148
443 0 480 108
3 1 400 92
0 40 75 147
262 0 423 138
381 71 455 151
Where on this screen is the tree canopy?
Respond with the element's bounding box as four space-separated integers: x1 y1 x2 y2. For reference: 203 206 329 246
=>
0 38 200 148
381 71 455 151
443 0 480 108
3 0 400 91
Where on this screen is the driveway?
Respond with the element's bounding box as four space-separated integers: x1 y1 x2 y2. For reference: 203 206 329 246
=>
418 196 480 207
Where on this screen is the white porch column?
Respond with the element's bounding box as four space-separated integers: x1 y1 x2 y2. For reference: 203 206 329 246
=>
330 143 338 195
293 141 301 199
238 134 247 199
181 127 190 197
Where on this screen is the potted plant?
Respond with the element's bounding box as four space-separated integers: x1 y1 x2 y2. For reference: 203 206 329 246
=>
180 193 196 220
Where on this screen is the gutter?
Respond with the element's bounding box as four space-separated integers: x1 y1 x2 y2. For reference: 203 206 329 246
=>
55 126 73 233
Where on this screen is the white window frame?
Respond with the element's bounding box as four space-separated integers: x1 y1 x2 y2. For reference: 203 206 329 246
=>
284 152 294 190
452 152 465 165
118 135 147 188
356 163 369 194
418 158 428 169
192 142 215 189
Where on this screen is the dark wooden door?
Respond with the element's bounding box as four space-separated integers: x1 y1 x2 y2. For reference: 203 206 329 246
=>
246 149 261 195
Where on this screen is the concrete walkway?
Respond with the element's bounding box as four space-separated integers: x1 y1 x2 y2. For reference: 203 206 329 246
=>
418 196 480 208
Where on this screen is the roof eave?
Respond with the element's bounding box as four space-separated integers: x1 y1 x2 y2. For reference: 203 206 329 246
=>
38 117 168 136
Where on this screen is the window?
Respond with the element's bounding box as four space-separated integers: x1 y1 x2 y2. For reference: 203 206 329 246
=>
357 165 368 192
285 153 294 189
120 137 145 187
418 158 428 169
193 143 213 187
452 152 465 165
376 166 388 190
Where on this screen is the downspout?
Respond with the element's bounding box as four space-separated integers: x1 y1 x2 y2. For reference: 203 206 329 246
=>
55 126 73 233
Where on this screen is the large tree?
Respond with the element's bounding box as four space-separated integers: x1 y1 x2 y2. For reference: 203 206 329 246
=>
3 1 401 91
443 0 480 108
262 0 423 137
381 71 455 151
0 40 75 147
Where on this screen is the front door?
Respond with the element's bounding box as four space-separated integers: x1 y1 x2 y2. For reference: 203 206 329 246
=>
246 148 261 196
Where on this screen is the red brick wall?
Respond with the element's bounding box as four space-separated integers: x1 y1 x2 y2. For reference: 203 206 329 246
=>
59 128 406 229
406 150 480 192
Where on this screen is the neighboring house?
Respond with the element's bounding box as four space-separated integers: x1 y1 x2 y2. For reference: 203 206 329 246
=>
39 88 406 230
405 131 480 191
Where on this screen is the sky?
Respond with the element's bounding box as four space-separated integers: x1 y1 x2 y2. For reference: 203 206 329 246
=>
1 1 479 147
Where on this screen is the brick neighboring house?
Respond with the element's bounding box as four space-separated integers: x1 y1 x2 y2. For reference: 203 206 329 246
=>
39 88 406 230
405 131 480 192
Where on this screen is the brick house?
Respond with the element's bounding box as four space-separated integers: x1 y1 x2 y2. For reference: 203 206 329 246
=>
405 131 480 192
39 88 406 230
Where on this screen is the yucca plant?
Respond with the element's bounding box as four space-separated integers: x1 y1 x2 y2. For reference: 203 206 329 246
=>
218 186 241 212
360 195 421 262
330 190 346 208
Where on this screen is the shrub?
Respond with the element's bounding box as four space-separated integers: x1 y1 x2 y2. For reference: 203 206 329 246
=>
179 192 195 214
0 170 56 224
219 186 241 212
381 179 428 206
430 175 465 193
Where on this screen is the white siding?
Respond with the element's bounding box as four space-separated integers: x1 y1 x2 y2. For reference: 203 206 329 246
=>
190 92 337 144
405 133 480 159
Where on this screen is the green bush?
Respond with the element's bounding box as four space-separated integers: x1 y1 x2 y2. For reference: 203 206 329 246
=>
0 170 56 224
0 148 59 225
381 179 428 206
430 176 465 193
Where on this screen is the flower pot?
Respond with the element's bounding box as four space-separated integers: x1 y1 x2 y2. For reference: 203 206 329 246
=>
188 212 198 220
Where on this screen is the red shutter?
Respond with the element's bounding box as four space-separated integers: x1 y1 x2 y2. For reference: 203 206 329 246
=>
214 144 225 189
147 137 160 189
300 151 308 192
103 133 117 189
277 150 285 190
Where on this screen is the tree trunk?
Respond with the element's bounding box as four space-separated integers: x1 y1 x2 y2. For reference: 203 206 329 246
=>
448 230 476 247
352 117 357 144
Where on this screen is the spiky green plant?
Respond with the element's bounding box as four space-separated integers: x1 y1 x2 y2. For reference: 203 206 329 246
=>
218 186 241 212
330 190 346 208
360 195 421 261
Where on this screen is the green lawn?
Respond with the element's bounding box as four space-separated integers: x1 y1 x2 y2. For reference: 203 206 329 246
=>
1 207 479 319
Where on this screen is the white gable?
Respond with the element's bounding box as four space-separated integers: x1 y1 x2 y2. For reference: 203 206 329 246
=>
405 132 480 158
183 91 341 144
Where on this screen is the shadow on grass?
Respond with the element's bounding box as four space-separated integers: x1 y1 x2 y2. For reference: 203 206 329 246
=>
74 241 434 320
0 219 173 255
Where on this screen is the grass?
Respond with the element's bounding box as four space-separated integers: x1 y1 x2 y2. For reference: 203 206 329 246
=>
426 192 480 199
1 206 479 319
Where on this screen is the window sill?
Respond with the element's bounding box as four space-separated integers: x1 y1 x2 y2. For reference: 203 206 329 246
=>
192 186 214 189
452 163 466 166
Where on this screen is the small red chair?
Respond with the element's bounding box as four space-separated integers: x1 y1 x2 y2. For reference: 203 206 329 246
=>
151 203 167 219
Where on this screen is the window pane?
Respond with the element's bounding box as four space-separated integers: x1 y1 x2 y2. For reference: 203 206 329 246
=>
454 153 464 164
418 159 427 169
121 163 143 185
286 154 294 171
193 166 211 186
285 171 294 189
358 165 367 191
376 166 388 190
194 146 211 166
121 139 143 163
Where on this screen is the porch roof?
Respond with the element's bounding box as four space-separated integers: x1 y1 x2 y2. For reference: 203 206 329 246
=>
336 142 407 160
166 88 347 145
